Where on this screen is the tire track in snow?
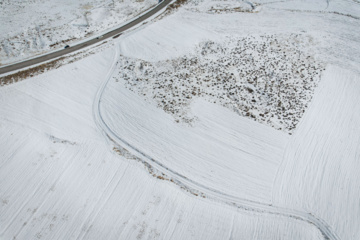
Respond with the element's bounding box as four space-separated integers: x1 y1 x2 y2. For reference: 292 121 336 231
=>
92 47 340 240
91 17 340 240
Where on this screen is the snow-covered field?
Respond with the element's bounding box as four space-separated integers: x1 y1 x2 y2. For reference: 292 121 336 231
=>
0 0 156 65
1 0 360 239
0 48 324 240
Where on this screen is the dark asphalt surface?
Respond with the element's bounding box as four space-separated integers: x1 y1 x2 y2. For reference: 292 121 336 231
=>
0 0 171 75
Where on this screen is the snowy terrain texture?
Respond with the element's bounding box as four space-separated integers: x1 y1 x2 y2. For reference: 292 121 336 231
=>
0 0 156 65
1 0 360 240
118 34 324 132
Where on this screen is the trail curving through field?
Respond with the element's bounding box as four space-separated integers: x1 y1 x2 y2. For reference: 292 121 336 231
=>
92 46 340 240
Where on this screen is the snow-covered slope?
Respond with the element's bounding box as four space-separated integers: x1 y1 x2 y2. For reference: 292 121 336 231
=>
1 0 360 239
273 66 360 240
0 48 324 240
102 78 289 203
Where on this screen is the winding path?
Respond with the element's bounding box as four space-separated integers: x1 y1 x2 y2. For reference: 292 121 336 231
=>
1 0 340 239
93 46 340 240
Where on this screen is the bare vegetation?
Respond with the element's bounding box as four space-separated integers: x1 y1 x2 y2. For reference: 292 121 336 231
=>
0 58 64 86
167 0 188 10
156 0 189 19
0 45 104 86
115 34 325 133
112 144 206 198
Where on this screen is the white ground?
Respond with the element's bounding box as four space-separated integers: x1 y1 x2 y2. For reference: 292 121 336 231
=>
1 0 360 240
0 0 156 65
0 48 323 240
273 65 360 240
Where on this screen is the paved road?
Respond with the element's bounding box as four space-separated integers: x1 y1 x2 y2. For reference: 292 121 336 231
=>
0 0 171 75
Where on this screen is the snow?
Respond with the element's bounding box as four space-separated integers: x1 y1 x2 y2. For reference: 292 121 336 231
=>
0 48 323 240
1 0 360 239
263 0 360 19
119 13 221 62
0 0 157 65
102 78 289 203
118 34 324 133
273 65 360 240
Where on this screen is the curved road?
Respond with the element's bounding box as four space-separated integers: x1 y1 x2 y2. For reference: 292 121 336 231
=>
0 0 172 75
